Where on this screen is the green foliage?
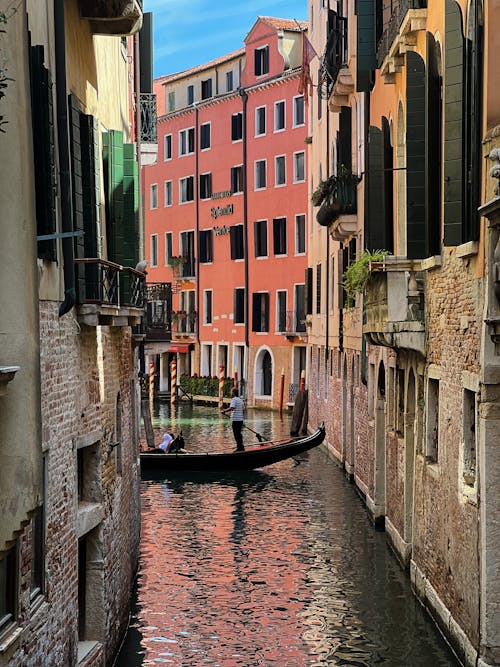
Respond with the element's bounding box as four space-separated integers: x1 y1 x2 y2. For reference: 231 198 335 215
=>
179 374 234 398
343 249 389 306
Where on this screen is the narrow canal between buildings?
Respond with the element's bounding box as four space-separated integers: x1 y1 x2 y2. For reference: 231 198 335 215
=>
116 404 459 666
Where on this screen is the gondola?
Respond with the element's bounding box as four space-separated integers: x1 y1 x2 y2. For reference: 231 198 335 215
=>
139 423 325 473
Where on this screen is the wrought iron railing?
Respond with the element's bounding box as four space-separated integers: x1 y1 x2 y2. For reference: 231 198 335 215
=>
376 0 427 67
316 169 358 227
318 13 348 100
180 255 196 279
140 93 157 144
279 310 307 335
145 282 172 341
121 267 146 308
289 383 300 404
75 258 121 305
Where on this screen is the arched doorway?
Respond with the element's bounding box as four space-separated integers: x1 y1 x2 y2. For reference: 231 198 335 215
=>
404 369 416 549
255 348 273 397
374 361 387 524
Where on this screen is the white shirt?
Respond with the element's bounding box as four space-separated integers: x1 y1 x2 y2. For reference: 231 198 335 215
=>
230 396 244 421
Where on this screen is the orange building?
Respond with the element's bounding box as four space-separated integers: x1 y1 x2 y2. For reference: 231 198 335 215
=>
143 17 309 409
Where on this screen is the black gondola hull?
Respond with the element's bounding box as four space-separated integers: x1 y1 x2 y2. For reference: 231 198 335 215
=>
139 424 325 473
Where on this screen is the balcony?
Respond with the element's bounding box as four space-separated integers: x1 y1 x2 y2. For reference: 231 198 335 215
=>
278 311 307 340
314 169 358 241
172 311 197 338
140 93 158 166
78 0 143 35
75 259 145 326
144 282 172 342
318 12 348 101
363 258 425 355
0 366 20 397
376 0 427 83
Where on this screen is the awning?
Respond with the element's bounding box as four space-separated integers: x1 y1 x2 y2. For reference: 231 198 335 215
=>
168 344 191 353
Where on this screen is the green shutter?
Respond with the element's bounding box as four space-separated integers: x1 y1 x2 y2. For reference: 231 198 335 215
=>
425 33 442 257
406 51 427 259
69 94 84 261
102 130 124 263
444 0 464 246
356 0 376 92
366 126 387 251
123 143 139 268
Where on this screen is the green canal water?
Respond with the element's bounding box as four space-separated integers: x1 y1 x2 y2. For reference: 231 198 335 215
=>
115 403 459 666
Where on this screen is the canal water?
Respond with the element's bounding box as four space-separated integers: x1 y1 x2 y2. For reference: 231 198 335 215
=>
116 404 459 666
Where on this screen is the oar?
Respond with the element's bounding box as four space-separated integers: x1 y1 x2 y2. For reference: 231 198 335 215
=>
221 411 266 443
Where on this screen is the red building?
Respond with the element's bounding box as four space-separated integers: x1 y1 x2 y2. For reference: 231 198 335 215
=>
143 17 309 409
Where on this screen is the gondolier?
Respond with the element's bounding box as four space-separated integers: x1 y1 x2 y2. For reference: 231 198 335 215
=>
221 387 245 451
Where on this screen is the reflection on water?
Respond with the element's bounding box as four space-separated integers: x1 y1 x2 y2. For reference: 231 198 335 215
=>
116 404 458 666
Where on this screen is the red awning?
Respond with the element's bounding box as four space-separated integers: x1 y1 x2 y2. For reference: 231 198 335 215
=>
168 344 191 353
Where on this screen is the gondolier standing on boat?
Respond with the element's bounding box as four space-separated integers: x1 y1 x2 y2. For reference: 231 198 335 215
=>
222 388 245 452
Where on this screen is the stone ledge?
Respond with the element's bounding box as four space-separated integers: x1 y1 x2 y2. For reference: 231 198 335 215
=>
456 241 479 258
0 625 22 654
420 255 442 271
75 430 104 450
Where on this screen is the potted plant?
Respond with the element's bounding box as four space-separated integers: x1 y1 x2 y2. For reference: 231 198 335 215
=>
343 250 389 308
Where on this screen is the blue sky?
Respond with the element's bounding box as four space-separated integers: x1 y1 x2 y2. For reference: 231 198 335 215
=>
143 0 308 79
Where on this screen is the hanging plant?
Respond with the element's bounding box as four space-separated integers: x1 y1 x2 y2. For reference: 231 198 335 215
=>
168 255 186 269
311 175 336 207
343 250 389 306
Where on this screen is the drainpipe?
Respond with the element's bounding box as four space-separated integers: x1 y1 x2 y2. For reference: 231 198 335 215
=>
325 70 330 368
240 87 249 352
194 102 200 347
54 0 76 317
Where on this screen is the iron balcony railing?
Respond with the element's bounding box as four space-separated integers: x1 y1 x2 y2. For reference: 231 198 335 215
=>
121 267 146 308
376 0 427 67
316 169 358 227
145 282 173 341
75 258 120 306
278 310 307 335
140 93 158 144
318 12 348 100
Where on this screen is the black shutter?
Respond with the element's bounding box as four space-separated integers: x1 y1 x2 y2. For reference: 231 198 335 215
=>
29 43 57 261
254 49 260 76
230 226 237 259
263 293 270 331
365 126 387 251
425 33 442 256
305 267 313 315
316 264 322 314
139 12 153 93
382 117 394 254
406 51 427 259
69 94 84 262
252 293 260 331
444 0 465 246
356 0 376 92
273 219 280 255
338 107 352 170
263 47 269 74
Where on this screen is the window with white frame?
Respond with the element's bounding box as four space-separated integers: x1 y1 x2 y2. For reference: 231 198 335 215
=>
276 290 287 332
274 100 285 131
273 217 287 255
275 155 286 186
0 545 17 634
231 113 243 141
226 70 234 92
234 288 245 324
254 45 269 76
201 344 213 377
164 180 172 207
179 176 194 203
201 78 212 100
254 220 267 257
255 106 266 136
295 214 306 254
165 232 172 265
255 159 267 190
164 134 172 160
150 183 158 209
252 292 269 332
199 173 212 200
426 377 440 463
293 151 305 182
231 165 243 193
179 128 194 156
293 95 305 126
167 91 175 112
187 84 194 105
203 290 213 324
150 234 158 267
462 388 477 487
200 122 211 150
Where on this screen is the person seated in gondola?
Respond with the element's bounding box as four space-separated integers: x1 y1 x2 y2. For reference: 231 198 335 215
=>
148 432 186 454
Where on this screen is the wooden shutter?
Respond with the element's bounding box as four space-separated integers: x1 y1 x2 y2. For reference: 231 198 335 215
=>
263 293 270 331
29 43 57 261
444 0 465 246
252 293 260 331
425 33 442 256
406 52 427 259
305 267 313 315
122 143 139 268
102 131 124 263
338 107 352 170
356 0 376 92
365 126 387 251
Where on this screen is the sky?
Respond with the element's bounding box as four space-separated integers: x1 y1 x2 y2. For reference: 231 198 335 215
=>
143 0 309 79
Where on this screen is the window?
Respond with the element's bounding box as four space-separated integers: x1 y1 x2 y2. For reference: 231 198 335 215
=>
295 214 306 254
295 284 306 332
252 292 269 332
277 290 287 332
275 155 286 186
201 78 212 100
168 91 175 112
187 84 194 105
200 173 212 200
179 128 194 156
232 112 243 141
165 232 172 265
426 377 440 463
200 123 211 150
234 288 245 324
180 230 195 277
226 71 234 92
0 546 17 633
293 95 305 126
231 165 243 193
274 100 285 131
254 45 269 76
273 217 287 255
150 234 158 266
330 254 335 311
463 388 477 487
30 505 45 601
199 229 213 263
316 263 322 314
254 220 268 257
164 134 172 160
255 106 266 136
150 183 158 209
230 224 244 260
294 151 305 182
255 160 267 190
164 180 172 207
204 290 213 324
179 176 194 203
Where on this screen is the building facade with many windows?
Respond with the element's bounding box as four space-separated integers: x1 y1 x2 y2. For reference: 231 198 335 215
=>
144 17 309 409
